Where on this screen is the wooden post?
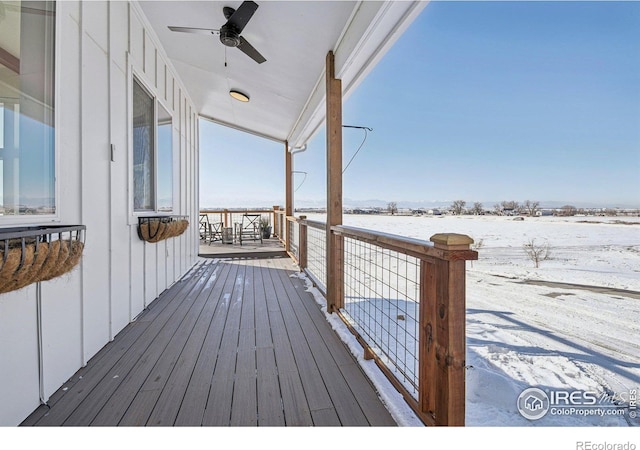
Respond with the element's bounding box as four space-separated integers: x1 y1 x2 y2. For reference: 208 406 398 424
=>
326 51 344 313
223 209 229 228
421 233 474 426
272 206 279 238
272 206 278 237
299 216 308 270
286 141 294 255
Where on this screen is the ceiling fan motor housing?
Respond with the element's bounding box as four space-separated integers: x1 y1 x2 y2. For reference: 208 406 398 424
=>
219 24 241 47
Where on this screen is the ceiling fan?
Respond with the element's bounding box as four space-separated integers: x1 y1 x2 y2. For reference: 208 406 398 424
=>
168 1 266 64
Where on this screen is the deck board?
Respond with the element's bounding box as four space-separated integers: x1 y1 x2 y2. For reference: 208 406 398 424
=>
34 262 211 426
24 257 396 427
145 262 233 426
173 262 239 426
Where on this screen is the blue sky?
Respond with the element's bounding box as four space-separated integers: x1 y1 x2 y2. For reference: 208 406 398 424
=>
199 1 640 209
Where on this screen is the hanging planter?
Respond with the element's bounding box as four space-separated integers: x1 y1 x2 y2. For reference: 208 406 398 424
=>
137 216 189 243
0 225 87 295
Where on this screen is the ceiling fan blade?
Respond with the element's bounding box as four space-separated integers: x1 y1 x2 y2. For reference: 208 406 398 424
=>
226 1 259 33
168 26 219 35
237 36 266 64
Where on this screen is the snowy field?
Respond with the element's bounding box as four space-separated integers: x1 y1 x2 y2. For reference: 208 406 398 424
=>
300 213 640 428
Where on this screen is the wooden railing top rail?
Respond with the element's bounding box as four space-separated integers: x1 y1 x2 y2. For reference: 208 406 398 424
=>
298 218 326 230
331 225 478 262
200 208 274 214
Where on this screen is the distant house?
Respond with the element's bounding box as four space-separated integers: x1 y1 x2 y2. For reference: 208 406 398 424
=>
428 209 442 216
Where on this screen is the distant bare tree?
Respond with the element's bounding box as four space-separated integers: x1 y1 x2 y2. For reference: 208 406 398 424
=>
451 200 466 215
560 205 577 216
523 200 540 216
493 203 503 215
523 238 551 268
604 208 618 216
501 200 520 215
471 202 484 215
470 238 484 267
387 202 398 215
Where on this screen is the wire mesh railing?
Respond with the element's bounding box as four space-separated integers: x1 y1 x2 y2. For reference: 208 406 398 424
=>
331 225 477 426
302 220 327 294
341 237 421 398
287 217 299 261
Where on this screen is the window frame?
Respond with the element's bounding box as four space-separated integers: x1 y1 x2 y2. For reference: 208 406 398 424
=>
0 1 60 225
129 69 175 221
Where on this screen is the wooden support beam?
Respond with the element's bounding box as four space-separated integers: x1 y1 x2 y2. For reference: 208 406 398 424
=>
325 51 344 313
285 141 293 217
285 141 293 254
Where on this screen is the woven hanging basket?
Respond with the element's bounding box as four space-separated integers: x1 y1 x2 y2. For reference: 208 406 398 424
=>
0 226 86 295
138 217 189 243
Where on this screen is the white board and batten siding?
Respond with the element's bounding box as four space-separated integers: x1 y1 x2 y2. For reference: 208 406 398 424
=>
0 1 200 425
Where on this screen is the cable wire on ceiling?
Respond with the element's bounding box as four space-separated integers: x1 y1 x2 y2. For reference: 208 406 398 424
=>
342 125 373 174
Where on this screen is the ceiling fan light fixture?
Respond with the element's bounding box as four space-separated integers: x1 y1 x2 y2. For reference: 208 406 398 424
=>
229 90 250 102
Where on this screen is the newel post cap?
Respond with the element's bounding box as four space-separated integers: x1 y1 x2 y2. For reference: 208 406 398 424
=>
430 233 474 250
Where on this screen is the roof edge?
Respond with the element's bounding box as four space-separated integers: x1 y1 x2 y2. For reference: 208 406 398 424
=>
286 1 428 148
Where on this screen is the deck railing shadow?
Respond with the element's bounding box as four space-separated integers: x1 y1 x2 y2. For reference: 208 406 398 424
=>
467 308 640 386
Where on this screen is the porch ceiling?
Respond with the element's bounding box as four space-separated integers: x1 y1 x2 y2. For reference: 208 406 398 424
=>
138 0 427 147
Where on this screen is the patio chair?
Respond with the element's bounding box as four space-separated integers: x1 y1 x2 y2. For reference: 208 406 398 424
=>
199 214 209 240
236 214 262 245
207 222 224 244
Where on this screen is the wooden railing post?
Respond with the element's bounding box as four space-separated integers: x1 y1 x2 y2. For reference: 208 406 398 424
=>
272 206 278 236
285 217 291 255
325 50 343 314
273 206 280 238
421 233 475 426
299 216 307 270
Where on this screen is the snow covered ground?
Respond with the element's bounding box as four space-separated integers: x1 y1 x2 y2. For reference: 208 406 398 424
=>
300 213 640 429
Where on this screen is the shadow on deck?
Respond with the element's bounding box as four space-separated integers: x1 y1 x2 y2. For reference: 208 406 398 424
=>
22 257 395 426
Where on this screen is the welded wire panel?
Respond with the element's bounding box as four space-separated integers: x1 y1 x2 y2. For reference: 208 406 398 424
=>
288 220 299 260
305 226 327 293
341 237 421 399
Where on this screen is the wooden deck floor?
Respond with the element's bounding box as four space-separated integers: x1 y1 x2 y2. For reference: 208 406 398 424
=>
22 258 396 426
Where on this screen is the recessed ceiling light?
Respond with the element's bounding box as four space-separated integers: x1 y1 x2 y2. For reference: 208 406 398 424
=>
229 90 250 102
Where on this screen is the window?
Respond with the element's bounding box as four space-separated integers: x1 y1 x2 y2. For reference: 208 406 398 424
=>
132 78 173 212
157 103 172 212
0 1 56 217
133 79 154 211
